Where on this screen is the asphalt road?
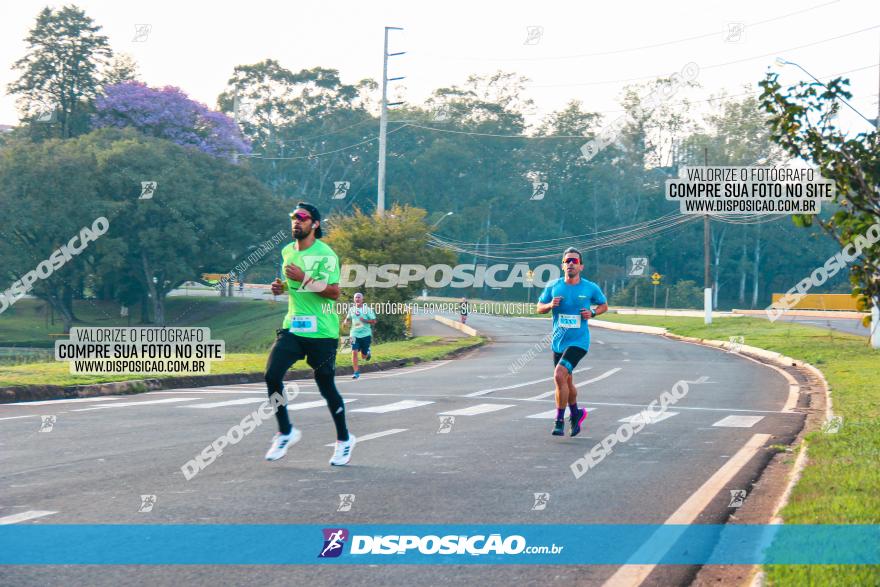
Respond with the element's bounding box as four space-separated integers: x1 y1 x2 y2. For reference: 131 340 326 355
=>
761 313 872 337
0 314 804 586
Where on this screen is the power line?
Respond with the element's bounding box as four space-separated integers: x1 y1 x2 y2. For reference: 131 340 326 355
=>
527 24 880 89
393 122 586 139
417 0 839 63
240 124 410 160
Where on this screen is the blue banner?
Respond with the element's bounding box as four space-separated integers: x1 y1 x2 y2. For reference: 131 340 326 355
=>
0 524 877 565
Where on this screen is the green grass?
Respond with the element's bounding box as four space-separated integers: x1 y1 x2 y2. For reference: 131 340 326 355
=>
0 297 483 387
0 335 483 388
0 297 283 351
602 314 880 585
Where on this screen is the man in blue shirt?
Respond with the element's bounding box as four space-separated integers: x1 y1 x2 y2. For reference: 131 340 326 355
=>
536 247 609 437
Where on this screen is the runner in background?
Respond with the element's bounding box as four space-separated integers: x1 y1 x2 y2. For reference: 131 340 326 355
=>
343 292 377 380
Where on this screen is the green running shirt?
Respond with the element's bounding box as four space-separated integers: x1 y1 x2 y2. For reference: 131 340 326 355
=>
280 239 341 338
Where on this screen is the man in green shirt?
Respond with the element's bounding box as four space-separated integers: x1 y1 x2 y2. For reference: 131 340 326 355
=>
264 202 355 466
342 292 377 380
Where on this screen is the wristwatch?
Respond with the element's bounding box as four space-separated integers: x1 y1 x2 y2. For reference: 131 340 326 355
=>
589 309 597 318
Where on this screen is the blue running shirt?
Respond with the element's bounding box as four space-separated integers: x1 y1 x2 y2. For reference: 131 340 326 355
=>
538 277 607 353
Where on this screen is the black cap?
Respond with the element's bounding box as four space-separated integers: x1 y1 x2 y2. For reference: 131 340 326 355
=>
291 202 323 238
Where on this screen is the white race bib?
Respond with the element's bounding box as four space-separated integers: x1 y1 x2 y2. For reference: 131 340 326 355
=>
289 315 318 333
558 313 582 329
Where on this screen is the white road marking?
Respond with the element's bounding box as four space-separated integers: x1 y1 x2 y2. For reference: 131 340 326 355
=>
487 396 793 415
526 408 597 419
155 386 268 393
619 411 679 425
358 361 452 380
466 368 592 398
181 397 269 408
527 367 622 400
0 510 57 525
292 399 357 411
712 415 764 428
351 400 434 413
438 404 515 416
182 398 360 410
602 433 771 587
71 398 199 411
150 390 267 395
5 397 124 406
325 428 406 446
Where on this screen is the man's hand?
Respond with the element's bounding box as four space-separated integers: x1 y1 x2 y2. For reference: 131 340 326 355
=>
580 308 593 321
536 296 562 314
270 278 286 295
284 263 305 282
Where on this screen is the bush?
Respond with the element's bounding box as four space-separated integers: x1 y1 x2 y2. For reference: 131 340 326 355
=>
324 204 457 342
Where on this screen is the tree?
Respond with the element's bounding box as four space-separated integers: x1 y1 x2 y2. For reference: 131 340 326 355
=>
103 53 140 86
216 61 377 202
759 72 880 318
0 135 104 331
324 205 456 340
7 5 112 138
0 128 278 328
78 128 276 324
93 82 250 161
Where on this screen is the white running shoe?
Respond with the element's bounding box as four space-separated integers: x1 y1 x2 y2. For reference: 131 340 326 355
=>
329 434 356 466
265 428 302 461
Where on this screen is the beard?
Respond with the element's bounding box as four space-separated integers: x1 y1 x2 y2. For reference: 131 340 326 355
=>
293 226 311 240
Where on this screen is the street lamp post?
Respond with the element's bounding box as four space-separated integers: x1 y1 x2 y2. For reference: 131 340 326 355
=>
429 211 454 230
775 58 875 127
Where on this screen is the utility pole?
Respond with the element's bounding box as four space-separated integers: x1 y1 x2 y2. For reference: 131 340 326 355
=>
483 204 491 299
704 146 712 325
232 86 240 164
377 26 404 217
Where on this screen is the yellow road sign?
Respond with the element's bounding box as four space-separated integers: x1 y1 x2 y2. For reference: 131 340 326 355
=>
651 272 661 281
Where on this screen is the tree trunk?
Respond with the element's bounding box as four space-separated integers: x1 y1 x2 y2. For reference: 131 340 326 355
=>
141 251 165 325
751 232 762 309
61 285 78 322
42 291 75 333
140 294 150 324
738 244 747 305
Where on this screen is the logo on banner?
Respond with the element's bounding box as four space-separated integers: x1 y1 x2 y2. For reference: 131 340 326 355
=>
319 528 349 558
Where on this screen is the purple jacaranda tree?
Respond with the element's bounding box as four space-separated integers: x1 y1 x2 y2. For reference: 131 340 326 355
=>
93 82 250 161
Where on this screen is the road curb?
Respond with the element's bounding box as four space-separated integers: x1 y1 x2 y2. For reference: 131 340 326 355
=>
589 319 668 335
433 315 479 336
0 338 486 404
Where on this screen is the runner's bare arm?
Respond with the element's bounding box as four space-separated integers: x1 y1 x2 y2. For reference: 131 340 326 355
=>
536 296 562 314
300 279 340 299
585 303 609 319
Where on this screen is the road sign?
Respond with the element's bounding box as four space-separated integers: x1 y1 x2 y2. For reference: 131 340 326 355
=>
651 272 661 285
